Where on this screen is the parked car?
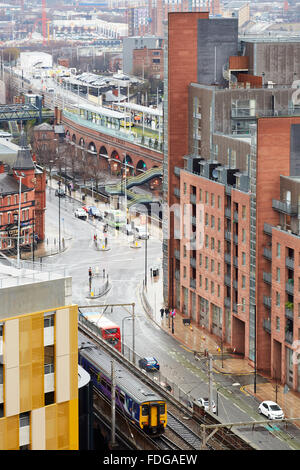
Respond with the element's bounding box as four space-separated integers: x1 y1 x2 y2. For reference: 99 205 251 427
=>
138 356 160 372
121 224 133 236
258 401 284 420
134 226 149 240
197 398 217 414
55 188 66 197
88 206 102 219
74 208 88 220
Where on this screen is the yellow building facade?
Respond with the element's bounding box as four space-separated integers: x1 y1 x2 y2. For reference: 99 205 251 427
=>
0 304 78 450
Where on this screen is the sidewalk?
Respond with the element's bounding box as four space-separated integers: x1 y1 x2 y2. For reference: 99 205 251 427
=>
141 274 300 424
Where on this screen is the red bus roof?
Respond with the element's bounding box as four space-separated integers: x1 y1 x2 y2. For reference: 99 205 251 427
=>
81 312 119 329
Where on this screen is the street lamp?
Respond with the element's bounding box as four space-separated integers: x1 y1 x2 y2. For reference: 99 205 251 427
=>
14 170 25 269
121 316 131 356
58 180 62 252
237 302 257 394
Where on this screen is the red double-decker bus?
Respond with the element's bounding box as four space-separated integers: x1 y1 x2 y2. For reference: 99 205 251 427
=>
82 312 121 352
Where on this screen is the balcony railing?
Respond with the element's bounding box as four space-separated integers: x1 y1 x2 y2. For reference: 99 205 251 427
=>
263 223 273 236
233 279 238 290
225 207 231 218
272 199 298 216
263 295 271 309
285 307 294 321
233 256 239 267
263 318 271 334
263 271 272 284
190 278 196 290
286 280 294 295
224 297 231 308
174 249 180 261
263 247 272 260
233 211 239 222
175 270 180 281
225 231 231 242
286 257 294 270
224 252 231 264
224 274 231 286
285 330 294 345
190 257 196 268
233 234 238 244
190 194 196 204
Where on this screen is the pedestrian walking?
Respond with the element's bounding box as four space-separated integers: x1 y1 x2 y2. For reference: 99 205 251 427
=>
88 267 92 278
160 308 164 319
165 307 169 318
171 308 176 318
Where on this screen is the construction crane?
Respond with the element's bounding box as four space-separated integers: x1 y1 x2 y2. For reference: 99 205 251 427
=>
27 0 48 45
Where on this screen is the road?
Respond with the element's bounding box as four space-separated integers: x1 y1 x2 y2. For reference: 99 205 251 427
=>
44 186 300 450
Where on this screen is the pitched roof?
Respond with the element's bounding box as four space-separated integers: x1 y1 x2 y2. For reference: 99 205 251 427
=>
13 132 35 171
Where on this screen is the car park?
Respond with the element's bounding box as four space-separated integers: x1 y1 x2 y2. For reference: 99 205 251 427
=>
258 401 284 420
197 398 217 413
138 357 160 372
74 208 88 220
55 188 66 197
134 226 149 240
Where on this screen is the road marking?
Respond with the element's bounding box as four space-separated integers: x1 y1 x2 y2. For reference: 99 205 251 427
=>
240 385 250 397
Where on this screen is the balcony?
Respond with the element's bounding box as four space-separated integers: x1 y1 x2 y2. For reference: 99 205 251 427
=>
175 270 180 281
263 271 272 285
191 216 197 226
263 223 273 236
285 330 293 345
232 302 237 313
190 278 196 290
174 166 181 177
225 207 231 218
174 187 180 198
225 231 232 242
190 194 196 204
224 252 231 264
174 249 180 261
263 247 272 260
233 234 238 244
286 257 294 270
233 211 238 222
272 199 298 216
286 280 294 295
285 306 294 321
224 274 231 286
224 297 231 308
190 257 196 268
233 279 238 290
263 295 271 309
233 256 238 268
263 318 271 334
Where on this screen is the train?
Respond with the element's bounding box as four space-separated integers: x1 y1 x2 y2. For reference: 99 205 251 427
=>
78 332 167 435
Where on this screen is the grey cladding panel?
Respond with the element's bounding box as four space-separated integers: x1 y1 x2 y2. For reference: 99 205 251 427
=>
197 19 238 86
290 124 300 176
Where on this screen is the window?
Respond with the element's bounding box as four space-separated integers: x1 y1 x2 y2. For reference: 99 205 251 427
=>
211 215 215 228
276 292 280 307
205 235 209 248
242 205 246 219
24 192 27 202
205 191 208 204
242 229 246 243
184 266 187 278
183 245 187 258
218 263 221 275
211 237 215 250
276 267 280 283
242 298 246 312
211 259 215 272
205 213 209 226
205 278 208 290
205 256 208 269
7 196 10 206
276 243 281 258
217 285 220 297
199 253 202 266
211 194 215 207
276 317 280 331
184 183 187 194
242 252 246 265
211 281 214 294
242 275 246 288
218 218 221 231
199 189 202 201
199 274 202 287
218 196 221 209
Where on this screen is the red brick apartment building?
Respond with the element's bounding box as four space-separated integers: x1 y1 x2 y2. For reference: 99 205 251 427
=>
133 47 164 80
164 12 300 390
0 134 46 252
